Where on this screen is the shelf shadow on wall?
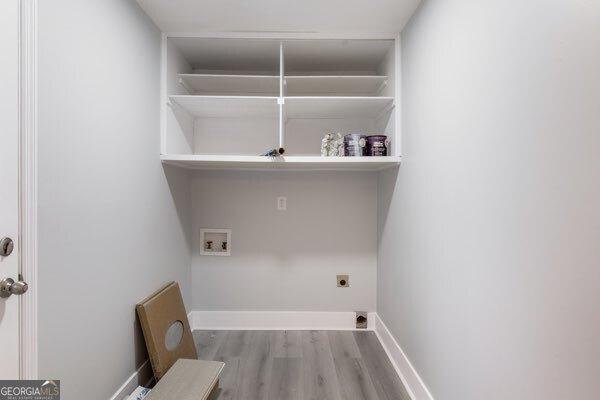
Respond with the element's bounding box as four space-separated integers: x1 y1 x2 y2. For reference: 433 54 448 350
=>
169 101 195 154
190 170 381 260
163 164 193 253
377 165 400 244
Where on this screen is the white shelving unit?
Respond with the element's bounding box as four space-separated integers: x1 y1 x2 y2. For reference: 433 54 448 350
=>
162 37 400 170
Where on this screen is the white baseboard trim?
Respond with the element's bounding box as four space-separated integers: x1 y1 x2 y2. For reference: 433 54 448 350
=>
109 360 153 400
189 310 377 331
373 314 434 400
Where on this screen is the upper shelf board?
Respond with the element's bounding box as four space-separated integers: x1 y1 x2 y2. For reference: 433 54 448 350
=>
178 74 389 97
169 38 280 73
285 75 388 96
169 95 394 119
284 96 394 119
168 38 396 75
179 74 280 95
161 154 401 171
283 39 394 73
169 95 278 118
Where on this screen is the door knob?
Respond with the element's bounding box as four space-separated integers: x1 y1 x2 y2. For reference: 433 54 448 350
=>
0 277 28 298
0 237 14 257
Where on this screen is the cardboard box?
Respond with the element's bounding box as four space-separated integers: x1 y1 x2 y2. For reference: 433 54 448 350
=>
136 282 197 381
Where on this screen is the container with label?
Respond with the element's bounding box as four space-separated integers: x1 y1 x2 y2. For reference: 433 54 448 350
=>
344 133 367 156
366 135 388 156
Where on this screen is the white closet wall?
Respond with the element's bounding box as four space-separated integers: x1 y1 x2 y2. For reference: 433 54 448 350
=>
191 171 378 312
379 1 600 399
37 1 192 399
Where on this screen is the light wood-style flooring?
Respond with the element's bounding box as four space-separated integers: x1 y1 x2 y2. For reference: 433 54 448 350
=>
193 330 411 400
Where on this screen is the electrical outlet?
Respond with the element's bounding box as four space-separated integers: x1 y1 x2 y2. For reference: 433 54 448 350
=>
277 196 287 211
337 274 350 287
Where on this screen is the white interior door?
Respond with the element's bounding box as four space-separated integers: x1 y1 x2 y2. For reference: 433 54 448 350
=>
0 0 21 379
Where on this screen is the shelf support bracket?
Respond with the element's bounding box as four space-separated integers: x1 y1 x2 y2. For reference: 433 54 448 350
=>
375 102 395 121
375 79 388 96
167 100 194 121
178 77 195 95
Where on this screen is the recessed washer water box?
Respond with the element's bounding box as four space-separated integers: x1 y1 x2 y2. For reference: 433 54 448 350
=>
200 229 231 256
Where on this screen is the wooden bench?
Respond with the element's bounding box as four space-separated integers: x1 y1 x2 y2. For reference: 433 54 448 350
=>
145 359 225 400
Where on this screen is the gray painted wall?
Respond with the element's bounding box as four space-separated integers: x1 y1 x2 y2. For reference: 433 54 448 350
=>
378 1 600 399
191 171 377 312
37 1 191 399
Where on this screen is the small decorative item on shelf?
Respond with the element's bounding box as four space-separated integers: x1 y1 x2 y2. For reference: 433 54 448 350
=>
262 148 285 157
366 135 388 156
205 240 213 251
344 133 367 157
321 133 344 156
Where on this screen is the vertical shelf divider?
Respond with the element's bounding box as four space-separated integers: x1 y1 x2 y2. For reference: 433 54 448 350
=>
394 32 401 158
278 41 285 150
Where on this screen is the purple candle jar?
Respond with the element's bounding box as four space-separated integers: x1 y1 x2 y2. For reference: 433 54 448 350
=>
366 135 388 156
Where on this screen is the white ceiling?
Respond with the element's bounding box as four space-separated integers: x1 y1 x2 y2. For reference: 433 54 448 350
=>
136 0 421 34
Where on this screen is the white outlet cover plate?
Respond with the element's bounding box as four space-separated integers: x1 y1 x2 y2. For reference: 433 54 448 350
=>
277 197 287 211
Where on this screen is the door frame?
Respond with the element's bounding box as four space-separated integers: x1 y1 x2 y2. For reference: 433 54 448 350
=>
18 0 38 379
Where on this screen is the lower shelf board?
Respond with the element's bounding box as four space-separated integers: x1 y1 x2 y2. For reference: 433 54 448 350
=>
161 154 401 171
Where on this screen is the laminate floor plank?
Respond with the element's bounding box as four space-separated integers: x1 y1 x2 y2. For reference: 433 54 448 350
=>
270 330 302 358
218 331 253 358
194 330 227 360
334 357 380 400
209 333 243 400
268 358 303 400
328 331 362 359
300 331 344 400
237 331 272 400
328 331 379 400
212 357 240 400
353 331 412 400
193 330 411 400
